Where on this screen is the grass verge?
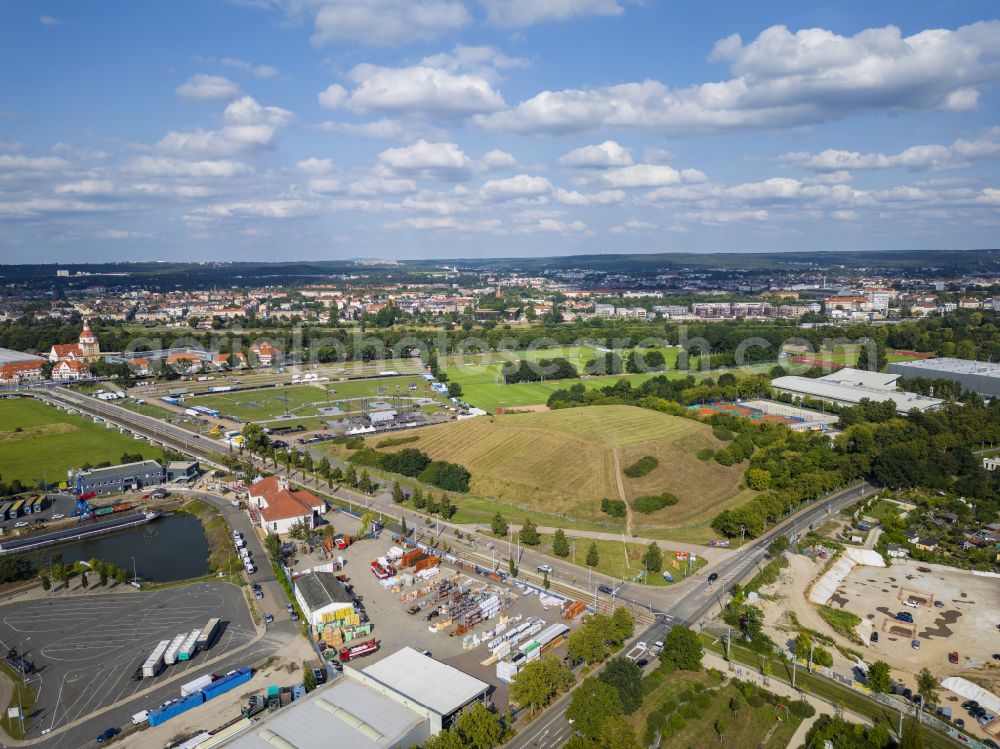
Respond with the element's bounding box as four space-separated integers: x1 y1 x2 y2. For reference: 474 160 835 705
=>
0 661 35 741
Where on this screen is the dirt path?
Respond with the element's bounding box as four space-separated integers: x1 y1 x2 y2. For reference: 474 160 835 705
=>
612 447 633 537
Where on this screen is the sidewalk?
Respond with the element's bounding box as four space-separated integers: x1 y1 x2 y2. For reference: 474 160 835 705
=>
701 651 872 749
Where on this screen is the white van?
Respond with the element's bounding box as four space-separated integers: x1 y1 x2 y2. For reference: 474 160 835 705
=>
240 548 251 561
131 710 149 725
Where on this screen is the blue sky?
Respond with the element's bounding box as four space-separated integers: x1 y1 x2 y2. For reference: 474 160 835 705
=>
1 0 998 262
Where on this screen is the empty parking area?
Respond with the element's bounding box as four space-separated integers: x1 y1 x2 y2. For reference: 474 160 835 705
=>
832 560 1000 678
0 582 255 734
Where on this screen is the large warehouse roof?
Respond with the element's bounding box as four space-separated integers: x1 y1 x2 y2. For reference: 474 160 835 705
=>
218 677 426 749
771 375 943 413
887 358 1000 397
0 347 43 365
296 571 353 611
362 647 490 718
818 367 899 390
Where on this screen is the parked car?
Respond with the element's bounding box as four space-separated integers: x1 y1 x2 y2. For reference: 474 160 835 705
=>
51 513 65 520
870 632 879 643
96 727 120 743
13 521 28 528
290 612 299 622
536 564 553 574
896 612 914 623
707 572 719 583
264 614 274 624
962 700 979 710
902 687 913 700
955 718 965 729
903 599 919 608
598 584 613 595
934 600 944 608
993 654 1000 661
912 639 921 649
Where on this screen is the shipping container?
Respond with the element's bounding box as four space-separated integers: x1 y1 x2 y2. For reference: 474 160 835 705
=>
200 667 252 701
147 691 205 727
94 506 115 517
142 639 171 678
112 503 132 513
164 633 187 665
180 673 215 697
196 618 221 650
0 502 12 521
8 499 25 518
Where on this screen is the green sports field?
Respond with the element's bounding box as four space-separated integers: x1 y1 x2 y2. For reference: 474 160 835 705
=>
187 375 447 423
443 345 683 412
0 398 165 486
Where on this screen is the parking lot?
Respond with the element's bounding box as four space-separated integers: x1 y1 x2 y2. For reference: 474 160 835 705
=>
0 492 77 532
0 582 255 735
285 510 586 709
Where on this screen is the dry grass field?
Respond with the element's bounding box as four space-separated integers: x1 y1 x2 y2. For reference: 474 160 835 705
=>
387 405 754 530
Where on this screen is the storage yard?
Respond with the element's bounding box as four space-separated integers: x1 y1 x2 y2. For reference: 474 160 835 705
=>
284 514 590 709
0 583 254 735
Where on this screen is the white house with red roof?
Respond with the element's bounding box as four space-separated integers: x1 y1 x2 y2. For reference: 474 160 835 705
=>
0 360 45 384
49 318 101 363
250 342 281 367
53 359 91 381
247 475 326 535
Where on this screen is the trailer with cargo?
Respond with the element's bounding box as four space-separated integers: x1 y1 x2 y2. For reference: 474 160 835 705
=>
142 639 170 678
339 639 378 662
164 633 188 666
196 618 221 650
177 629 201 662
147 691 205 727
180 674 216 697
625 642 648 662
200 667 252 700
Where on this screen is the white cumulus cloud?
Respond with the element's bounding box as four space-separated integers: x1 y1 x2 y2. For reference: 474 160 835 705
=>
480 0 624 28
306 0 471 46
377 140 474 180
559 140 633 168
480 174 553 201
175 74 242 102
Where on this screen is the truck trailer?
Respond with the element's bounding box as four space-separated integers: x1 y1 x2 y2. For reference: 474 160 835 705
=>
196 618 221 650
142 640 171 678
177 629 201 661
180 674 216 697
164 633 188 666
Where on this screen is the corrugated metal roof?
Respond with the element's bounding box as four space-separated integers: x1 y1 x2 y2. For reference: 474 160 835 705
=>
771 375 943 413
362 647 489 717
817 367 899 390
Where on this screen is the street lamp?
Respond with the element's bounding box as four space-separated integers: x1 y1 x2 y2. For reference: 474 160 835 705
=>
131 555 137 584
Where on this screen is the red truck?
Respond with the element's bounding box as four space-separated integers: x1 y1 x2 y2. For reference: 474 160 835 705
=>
339 639 378 662
334 535 353 550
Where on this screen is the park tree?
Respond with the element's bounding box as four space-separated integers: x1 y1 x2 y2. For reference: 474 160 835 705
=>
264 532 281 558
412 487 426 509
659 624 703 671
567 622 607 664
447 381 463 398
316 456 331 477
491 512 508 536
510 656 574 715
39 574 50 591
867 660 892 694
609 607 634 645
565 677 623 740
519 518 540 546
344 465 357 486
241 422 271 454
455 702 507 749
643 542 662 573
917 667 938 705
746 467 772 490
598 657 643 714
424 729 464 749
392 481 404 503
899 717 925 749
552 528 570 557
768 534 789 558
586 542 599 568
358 469 372 494
302 663 317 692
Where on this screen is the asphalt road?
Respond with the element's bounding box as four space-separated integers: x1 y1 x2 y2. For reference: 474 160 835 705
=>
503 481 873 749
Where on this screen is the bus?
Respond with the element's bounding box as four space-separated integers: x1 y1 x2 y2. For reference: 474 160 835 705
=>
0 503 11 521
7 499 25 518
30 496 45 514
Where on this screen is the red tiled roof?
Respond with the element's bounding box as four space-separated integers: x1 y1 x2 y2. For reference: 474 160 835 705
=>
249 476 324 522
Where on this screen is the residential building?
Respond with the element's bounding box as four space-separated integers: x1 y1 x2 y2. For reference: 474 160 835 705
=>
247 475 326 535
0 360 45 384
53 359 91 380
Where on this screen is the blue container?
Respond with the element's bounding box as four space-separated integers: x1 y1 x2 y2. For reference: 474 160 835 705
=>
292 684 306 701
201 667 252 701
147 692 205 727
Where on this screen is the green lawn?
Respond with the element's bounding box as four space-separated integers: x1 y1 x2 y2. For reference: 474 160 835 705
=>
631 668 803 749
0 661 35 740
531 534 706 585
0 398 165 486
444 346 683 412
187 376 447 423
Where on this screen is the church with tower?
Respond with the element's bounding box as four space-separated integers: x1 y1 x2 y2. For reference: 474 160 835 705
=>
49 318 101 363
